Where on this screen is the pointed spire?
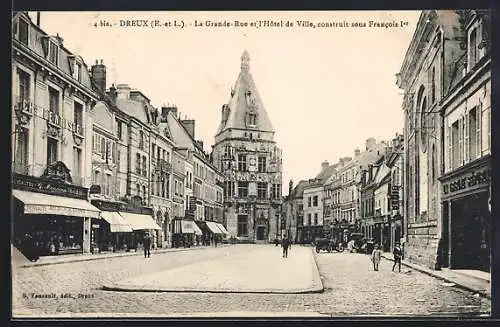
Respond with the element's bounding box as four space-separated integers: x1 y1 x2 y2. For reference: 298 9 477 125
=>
241 49 250 73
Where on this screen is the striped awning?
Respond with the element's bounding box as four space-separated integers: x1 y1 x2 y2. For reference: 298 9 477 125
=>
12 190 100 218
173 219 202 235
100 211 133 233
118 212 161 230
215 223 229 235
206 221 223 234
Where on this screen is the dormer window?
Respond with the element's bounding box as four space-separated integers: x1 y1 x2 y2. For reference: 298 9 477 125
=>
248 113 257 126
74 62 82 81
469 27 478 68
467 16 484 72
14 17 29 46
48 40 59 65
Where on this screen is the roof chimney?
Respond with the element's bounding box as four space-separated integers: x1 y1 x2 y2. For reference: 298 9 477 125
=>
354 149 361 157
366 137 376 151
288 180 294 196
115 84 130 100
91 60 106 94
36 12 40 26
108 83 117 102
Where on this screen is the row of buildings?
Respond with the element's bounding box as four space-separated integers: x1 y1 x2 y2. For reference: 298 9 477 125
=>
282 135 404 253
282 10 491 274
11 12 283 256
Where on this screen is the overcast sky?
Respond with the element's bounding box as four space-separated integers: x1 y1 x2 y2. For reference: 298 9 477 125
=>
29 11 421 191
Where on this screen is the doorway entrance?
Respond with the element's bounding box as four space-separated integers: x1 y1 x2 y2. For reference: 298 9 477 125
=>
450 192 490 272
256 226 266 241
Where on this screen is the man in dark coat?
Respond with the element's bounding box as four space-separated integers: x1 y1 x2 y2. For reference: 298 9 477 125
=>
281 237 290 258
143 232 151 258
392 242 403 272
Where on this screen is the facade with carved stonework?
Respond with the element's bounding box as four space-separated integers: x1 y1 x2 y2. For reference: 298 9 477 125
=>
212 51 283 242
397 10 491 271
12 12 101 256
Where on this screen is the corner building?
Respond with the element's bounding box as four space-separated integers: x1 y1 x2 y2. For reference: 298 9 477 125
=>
212 51 283 242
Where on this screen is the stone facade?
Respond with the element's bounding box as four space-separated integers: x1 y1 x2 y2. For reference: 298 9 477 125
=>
396 10 491 270
212 51 282 242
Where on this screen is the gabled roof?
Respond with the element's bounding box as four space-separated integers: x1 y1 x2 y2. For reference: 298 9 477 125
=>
315 164 338 183
292 180 308 199
217 50 274 134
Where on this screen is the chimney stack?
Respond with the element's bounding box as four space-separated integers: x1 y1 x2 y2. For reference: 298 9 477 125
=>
288 180 294 196
354 149 361 157
115 84 130 100
196 140 204 151
91 60 107 94
366 137 376 151
108 84 117 102
36 12 40 26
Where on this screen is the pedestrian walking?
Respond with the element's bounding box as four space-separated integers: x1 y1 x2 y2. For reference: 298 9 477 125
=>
281 237 290 258
392 242 402 272
143 232 151 258
371 244 382 271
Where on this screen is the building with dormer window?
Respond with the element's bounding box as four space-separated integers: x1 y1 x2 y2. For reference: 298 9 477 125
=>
212 51 283 243
12 12 101 256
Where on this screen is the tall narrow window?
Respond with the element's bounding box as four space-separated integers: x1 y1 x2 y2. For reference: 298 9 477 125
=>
136 153 141 174
469 28 478 69
16 18 29 46
248 113 256 126
238 154 247 171
18 70 30 104
142 156 147 176
451 121 460 169
257 182 267 199
73 147 82 184
431 144 436 183
139 130 144 149
49 87 59 115
46 137 58 166
14 127 29 174
143 185 147 203
258 157 266 172
73 101 83 135
136 183 141 198
48 41 58 65
469 107 478 160
117 120 122 140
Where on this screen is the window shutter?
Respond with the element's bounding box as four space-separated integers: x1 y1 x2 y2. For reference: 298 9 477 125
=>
464 111 469 163
447 125 452 170
477 101 482 155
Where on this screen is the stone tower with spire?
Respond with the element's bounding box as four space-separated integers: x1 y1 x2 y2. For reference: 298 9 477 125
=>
212 50 283 243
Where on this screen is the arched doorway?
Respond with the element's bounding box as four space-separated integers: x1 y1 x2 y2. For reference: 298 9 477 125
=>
255 216 267 241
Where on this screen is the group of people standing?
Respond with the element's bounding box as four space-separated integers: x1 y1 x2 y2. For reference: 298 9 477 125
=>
371 242 403 272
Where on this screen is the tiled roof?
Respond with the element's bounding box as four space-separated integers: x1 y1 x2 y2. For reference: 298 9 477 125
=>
292 180 308 198
115 98 151 125
217 51 274 134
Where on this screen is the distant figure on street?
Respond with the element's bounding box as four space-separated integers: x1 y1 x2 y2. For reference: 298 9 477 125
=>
281 237 290 258
371 244 382 271
143 233 151 258
392 242 403 272
214 235 218 248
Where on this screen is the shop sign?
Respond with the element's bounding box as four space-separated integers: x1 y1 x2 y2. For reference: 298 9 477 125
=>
12 173 88 200
442 166 490 196
391 186 400 210
92 224 100 228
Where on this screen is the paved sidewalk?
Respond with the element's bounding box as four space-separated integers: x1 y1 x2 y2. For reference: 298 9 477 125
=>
13 244 230 268
381 253 491 299
103 245 323 294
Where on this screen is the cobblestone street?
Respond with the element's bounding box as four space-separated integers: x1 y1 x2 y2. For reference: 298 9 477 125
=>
12 245 490 317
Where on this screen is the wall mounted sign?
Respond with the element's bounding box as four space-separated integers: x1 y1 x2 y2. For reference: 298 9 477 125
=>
12 173 88 200
442 165 490 197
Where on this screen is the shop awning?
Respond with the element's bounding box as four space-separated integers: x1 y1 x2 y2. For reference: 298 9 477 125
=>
206 221 223 234
12 190 100 218
118 212 161 230
100 211 133 233
215 223 229 235
192 222 203 236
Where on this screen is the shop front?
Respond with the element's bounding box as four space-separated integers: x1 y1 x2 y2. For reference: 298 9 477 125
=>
12 163 101 256
118 206 162 250
439 155 491 272
172 218 203 248
90 199 134 252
